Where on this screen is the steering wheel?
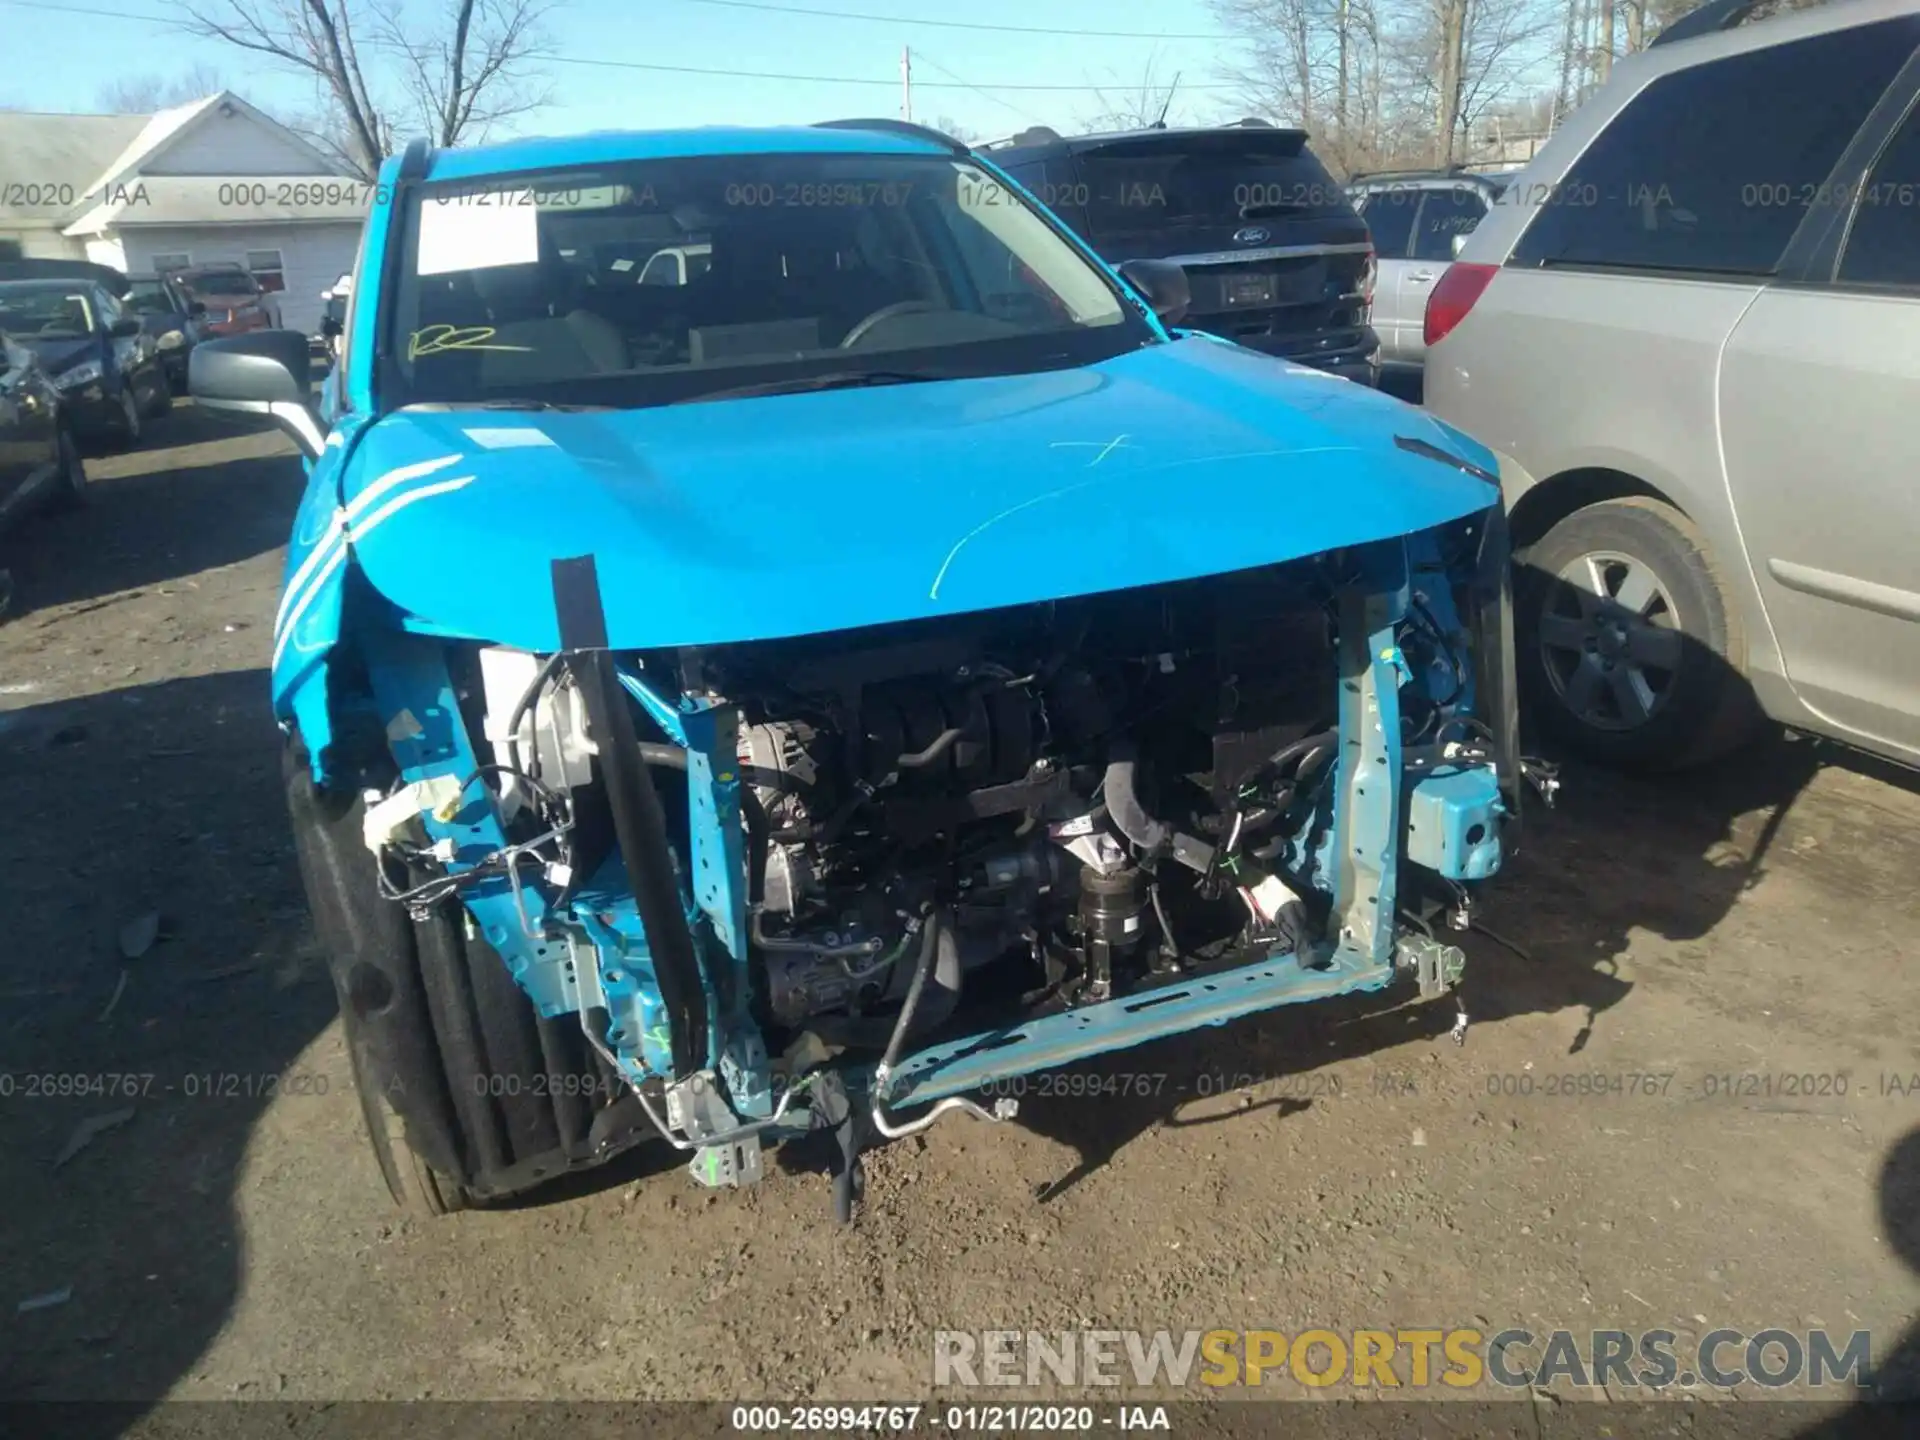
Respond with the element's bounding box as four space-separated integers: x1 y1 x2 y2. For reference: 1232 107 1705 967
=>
840 299 937 349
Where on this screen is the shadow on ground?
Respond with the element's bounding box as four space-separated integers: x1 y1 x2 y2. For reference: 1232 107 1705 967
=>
0 669 334 1414
0 405 295 620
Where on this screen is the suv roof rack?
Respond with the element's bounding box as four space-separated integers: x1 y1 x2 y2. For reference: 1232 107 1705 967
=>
1348 163 1477 183
814 118 971 154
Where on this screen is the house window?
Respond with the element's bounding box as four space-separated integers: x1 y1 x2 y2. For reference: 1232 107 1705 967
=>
246 249 286 293
150 252 191 273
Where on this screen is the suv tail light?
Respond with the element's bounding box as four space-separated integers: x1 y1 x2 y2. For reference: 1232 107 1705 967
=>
1424 262 1498 348
1360 247 1377 306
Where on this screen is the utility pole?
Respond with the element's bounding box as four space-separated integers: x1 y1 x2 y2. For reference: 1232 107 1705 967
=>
901 45 913 122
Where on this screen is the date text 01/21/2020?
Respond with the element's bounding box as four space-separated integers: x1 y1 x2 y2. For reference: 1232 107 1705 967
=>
728 1404 1172 1433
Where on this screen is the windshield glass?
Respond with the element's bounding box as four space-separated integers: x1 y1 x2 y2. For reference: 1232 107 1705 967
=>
389 152 1148 409
1071 134 1351 236
186 272 259 297
126 280 177 315
0 283 95 338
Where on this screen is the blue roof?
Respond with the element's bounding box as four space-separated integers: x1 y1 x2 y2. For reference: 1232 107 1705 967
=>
423 125 947 181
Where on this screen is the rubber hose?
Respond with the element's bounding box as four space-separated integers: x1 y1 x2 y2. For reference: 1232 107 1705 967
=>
880 909 945 1076
897 726 965 769
1264 727 1337 780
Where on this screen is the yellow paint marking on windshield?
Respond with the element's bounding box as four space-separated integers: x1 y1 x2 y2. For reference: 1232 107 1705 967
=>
407 324 534 360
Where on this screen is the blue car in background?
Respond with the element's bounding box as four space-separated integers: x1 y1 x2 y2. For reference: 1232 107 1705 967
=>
190 120 1523 1222
0 259 170 448
125 271 210 390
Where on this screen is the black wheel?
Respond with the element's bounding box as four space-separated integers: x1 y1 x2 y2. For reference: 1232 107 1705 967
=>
282 736 641 1216
1516 496 1762 770
107 385 142 451
141 366 172 419
348 1036 470 1216
45 427 88 513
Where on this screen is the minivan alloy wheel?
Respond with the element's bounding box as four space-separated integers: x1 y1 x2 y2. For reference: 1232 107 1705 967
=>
1538 548 1683 731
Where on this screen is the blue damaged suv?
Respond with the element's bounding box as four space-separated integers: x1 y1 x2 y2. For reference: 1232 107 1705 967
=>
190 120 1523 1221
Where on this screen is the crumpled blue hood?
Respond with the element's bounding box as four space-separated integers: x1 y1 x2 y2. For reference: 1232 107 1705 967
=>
341 336 1498 651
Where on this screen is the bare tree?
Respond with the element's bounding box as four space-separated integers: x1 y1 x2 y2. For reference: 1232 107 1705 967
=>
96 63 231 114
181 0 555 179
1079 53 1183 132
930 114 983 145
1220 0 1561 172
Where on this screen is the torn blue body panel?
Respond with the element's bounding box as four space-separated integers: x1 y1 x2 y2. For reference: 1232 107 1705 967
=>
227 123 1519 1216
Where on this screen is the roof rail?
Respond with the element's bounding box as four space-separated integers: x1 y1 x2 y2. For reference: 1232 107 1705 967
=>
1348 163 1475 183
1649 0 1773 47
814 118 971 154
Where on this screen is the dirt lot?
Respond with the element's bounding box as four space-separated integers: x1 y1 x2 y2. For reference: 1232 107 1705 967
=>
2 407 1917 1430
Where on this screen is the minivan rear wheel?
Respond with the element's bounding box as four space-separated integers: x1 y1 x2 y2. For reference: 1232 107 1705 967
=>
1516 497 1761 770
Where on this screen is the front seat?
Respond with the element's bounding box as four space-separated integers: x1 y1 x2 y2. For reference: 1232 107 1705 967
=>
469 234 629 384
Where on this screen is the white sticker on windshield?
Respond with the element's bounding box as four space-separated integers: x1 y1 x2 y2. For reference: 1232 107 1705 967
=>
464 427 556 449
416 192 539 276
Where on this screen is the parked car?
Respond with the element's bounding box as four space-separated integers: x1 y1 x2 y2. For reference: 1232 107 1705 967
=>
0 324 88 545
312 272 350 371
1426 0 1920 773
981 121 1381 383
174 262 280 334
1348 167 1509 376
124 271 209 388
191 119 1517 1221
0 260 170 447
637 243 712 287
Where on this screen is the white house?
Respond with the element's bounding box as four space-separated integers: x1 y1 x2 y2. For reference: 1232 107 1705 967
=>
0 93 368 332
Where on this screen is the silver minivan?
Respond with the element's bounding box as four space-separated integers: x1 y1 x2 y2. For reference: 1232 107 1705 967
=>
1350 170 1507 375
1427 0 1920 772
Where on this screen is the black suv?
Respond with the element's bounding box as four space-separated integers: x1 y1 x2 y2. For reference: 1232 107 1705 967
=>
981 121 1380 382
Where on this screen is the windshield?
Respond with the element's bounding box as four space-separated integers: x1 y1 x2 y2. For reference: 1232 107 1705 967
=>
389 152 1148 409
0 283 95 338
126 280 177 316
186 272 259 298
1070 134 1351 237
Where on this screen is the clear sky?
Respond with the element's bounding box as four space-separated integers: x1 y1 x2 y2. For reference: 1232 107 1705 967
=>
0 0 1265 148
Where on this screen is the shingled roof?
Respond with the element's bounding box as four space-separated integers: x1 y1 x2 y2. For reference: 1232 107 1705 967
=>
0 111 149 225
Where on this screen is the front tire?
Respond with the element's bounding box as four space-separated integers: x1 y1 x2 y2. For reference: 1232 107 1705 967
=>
1516 496 1762 770
141 366 172 419
107 385 142 451
45 427 88 513
283 736 639 1215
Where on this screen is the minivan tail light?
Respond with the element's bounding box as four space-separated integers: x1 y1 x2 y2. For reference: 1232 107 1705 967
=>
1425 262 1498 348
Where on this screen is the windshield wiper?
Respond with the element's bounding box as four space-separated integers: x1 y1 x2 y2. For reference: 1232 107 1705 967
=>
679 369 955 404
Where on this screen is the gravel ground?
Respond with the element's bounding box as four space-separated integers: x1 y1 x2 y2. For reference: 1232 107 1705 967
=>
1 403 1916 1432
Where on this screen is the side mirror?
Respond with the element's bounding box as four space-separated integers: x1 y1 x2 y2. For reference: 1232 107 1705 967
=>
1451 233 1469 259
110 316 143 338
190 330 324 458
189 300 207 316
1117 258 1191 326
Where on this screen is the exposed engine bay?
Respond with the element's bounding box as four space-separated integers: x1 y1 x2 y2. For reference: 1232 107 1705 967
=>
333 520 1521 1215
